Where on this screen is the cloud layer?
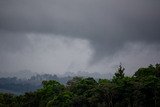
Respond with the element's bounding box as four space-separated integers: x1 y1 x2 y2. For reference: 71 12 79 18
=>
0 0 160 75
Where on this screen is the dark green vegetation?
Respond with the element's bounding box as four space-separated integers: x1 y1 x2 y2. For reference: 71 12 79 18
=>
0 64 160 107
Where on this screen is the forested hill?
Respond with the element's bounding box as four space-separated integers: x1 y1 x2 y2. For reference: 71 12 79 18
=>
0 74 72 94
0 64 160 107
0 72 113 94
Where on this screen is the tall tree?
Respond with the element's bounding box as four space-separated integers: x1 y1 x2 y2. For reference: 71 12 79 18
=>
114 64 125 79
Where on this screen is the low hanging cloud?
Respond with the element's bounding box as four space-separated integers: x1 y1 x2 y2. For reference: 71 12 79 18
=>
0 34 92 74
0 0 160 75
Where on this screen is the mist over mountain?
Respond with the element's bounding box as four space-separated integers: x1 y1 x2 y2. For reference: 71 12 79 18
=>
0 0 160 106
62 71 113 79
0 69 113 79
0 69 113 94
0 73 71 95
0 70 37 79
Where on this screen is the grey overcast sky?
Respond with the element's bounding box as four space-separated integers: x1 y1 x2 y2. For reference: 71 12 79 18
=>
0 0 160 75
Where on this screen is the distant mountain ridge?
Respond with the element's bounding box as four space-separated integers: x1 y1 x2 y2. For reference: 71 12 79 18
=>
62 71 113 79
0 74 72 94
0 70 113 79
0 71 113 94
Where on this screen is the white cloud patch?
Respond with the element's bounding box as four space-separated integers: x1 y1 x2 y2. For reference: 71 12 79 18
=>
0 34 93 74
0 34 159 76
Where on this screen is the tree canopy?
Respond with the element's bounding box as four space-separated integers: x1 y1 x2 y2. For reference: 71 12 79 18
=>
0 64 160 107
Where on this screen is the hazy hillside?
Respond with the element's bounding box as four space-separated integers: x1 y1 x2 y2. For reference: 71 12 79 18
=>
0 70 113 94
0 74 72 94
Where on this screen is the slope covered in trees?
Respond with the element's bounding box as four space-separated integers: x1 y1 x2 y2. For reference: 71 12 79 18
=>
0 74 72 94
0 64 160 107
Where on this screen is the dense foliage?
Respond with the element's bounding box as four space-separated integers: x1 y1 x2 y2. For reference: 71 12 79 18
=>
0 64 160 107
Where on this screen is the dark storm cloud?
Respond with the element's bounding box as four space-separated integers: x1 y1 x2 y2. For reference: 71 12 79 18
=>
0 0 160 60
